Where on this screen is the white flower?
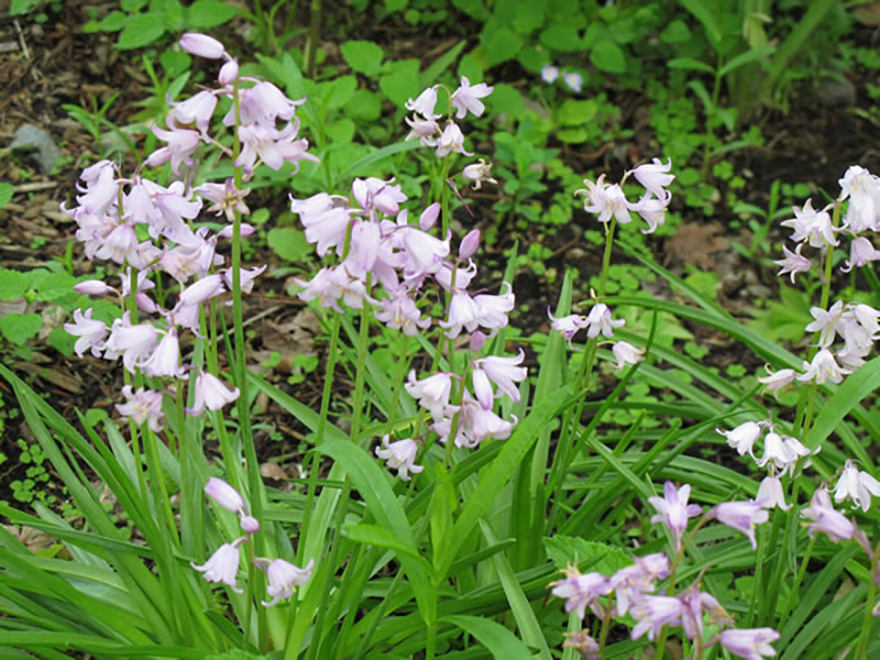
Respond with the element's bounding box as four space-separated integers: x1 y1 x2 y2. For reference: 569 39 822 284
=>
612 341 644 370
187 370 241 415
757 367 796 396
191 539 245 592
716 421 763 456
774 243 812 283
584 303 625 338
259 558 315 607
629 158 674 199
780 199 838 248
474 350 527 403
756 476 791 511
375 435 424 481
541 65 559 83
562 72 583 93
832 460 880 512
451 76 493 119
796 348 851 385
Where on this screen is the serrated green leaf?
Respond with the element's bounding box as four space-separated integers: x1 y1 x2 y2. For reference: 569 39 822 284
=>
266 227 311 263
116 14 166 50
340 40 385 76
539 24 582 52
485 27 523 66
187 0 238 28
590 40 626 74
0 313 42 345
0 268 29 301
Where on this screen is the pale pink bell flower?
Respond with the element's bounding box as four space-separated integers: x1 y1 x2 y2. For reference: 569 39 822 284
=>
451 76 494 119
713 501 769 549
774 243 812 282
375 435 424 481
612 341 644 370
832 460 880 512
116 385 165 433
257 557 315 607
719 628 780 659
64 308 109 357
187 370 241 415
191 538 246 592
179 33 226 59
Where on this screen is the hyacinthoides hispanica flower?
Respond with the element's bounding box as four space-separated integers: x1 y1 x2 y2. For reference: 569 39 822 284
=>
549 481 780 658
59 32 318 650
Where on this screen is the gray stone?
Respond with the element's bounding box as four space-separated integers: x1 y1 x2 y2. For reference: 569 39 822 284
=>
9 124 62 174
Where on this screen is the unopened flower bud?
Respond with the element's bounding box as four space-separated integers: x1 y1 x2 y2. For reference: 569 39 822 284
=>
240 515 260 535
179 33 226 59
74 280 115 296
459 229 481 260
469 330 486 352
219 58 239 85
204 477 245 514
419 202 440 231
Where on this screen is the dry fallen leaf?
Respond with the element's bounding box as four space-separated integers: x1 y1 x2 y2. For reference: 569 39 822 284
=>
664 222 729 270
3 525 57 552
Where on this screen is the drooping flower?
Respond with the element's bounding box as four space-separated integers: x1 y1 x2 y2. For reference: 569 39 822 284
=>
257 557 315 607
141 327 184 378
204 477 245 514
405 371 456 421
757 367 796 397
187 370 241 416
629 158 674 199
64 308 109 358
197 178 251 222
576 175 634 225
610 553 671 617
805 301 844 347
405 86 441 120
549 565 612 620
474 350 528 403
713 501 769 550
191 538 245 592
462 159 498 190
832 460 880 512
780 199 838 248
612 341 644 370
796 348 851 385
719 628 780 660
631 595 684 641
116 385 165 433
451 76 494 119
838 165 880 233
548 309 589 345
801 488 855 542
774 243 812 282
756 476 792 511
435 122 473 158
717 421 764 456
584 303 625 338
375 435 424 481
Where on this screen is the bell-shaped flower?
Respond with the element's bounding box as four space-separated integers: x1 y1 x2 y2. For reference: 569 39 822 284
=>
405 86 441 120
717 421 764 456
550 565 612 620
116 385 164 433
548 309 589 345
680 586 733 641
843 236 880 272
222 264 267 295
141 328 184 378
435 121 473 158
187 370 241 416
147 125 201 174
832 460 880 512
801 488 855 542
629 158 674 199
648 482 702 551
375 435 424 481
634 192 671 234
257 557 315 607
756 476 792 511
170 90 217 134
353 177 407 216
294 267 347 312
577 175 634 225
239 81 304 126
405 115 441 146
291 193 353 257
796 348 851 385
462 159 497 190
451 76 493 119
584 303 625 338
179 33 226 59
774 243 812 282
838 165 880 233
610 553 670 617
612 341 644 370
719 628 780 659
64 308 109 358
373 292 430 337
713 501 769 549
805 300 844 347
405 371 456 421
474 349 527 403
179 273 226 307
781 199 838 248
103 313 160 372
454 392 516 448
473 283 515 333
755 430 797 472
191 538 245 592
631 595 684 641
74 280 115 296
757 367 796 396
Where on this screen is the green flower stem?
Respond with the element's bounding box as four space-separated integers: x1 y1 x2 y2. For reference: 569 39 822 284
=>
350 274 373 443
781 536 815 623
597 218 617 301
855 578 877 659
597 593 614 653
383 333 410 435
124 267 148 499
230 74 267 651
747 517 770 626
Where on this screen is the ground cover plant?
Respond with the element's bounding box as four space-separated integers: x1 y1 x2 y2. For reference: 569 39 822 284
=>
1 2 880 659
